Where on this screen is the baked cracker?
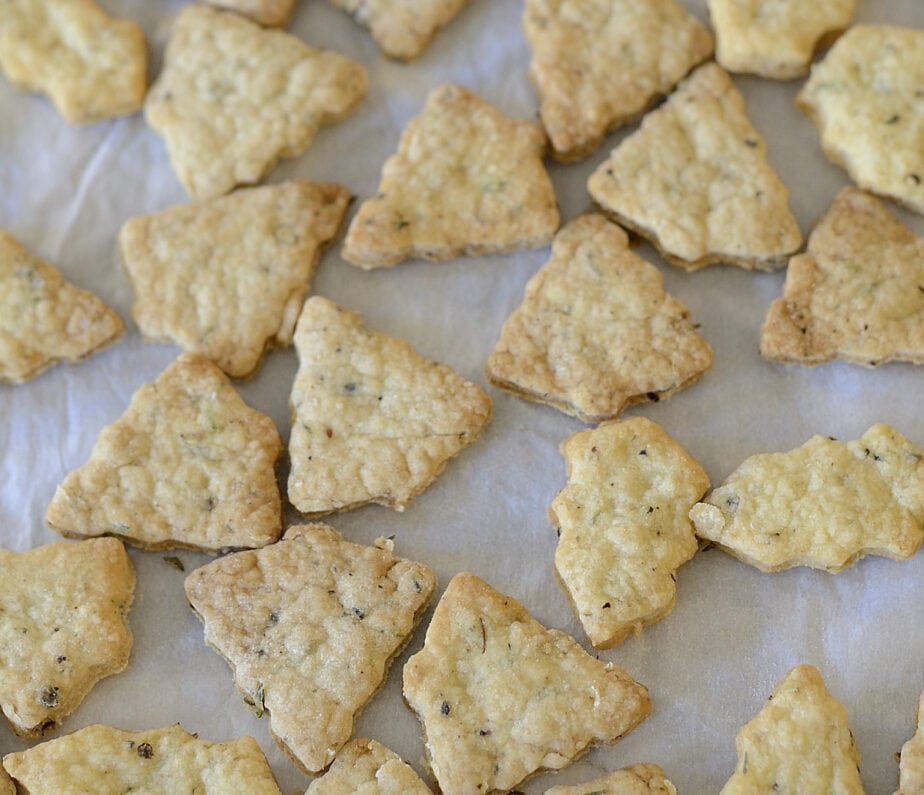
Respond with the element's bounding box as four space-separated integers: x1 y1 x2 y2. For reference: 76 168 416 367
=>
288 296 492 515
897 693 924 795
402 572 651 794
204 0 299 27
486 215 713 423
45 353 283 553
544 763 677 795
342 83 559 268
306 737 434 794
690 423 924 573
0 766 11 795
145 4 367 200
119 180 350 379
184 523 437 774
588 63 802 271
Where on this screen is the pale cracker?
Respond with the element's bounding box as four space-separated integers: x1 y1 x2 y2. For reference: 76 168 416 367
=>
342 83 559 268
761 187 924 367
720 665 863 794
402 572 651 794
486 215 713 423
544 763 677 795
690 423 924 573
145 4 367 200
288 296 492 515
3 724 281 793
0 537 134 738
897 693 924 795
204 0 299 27
119 180 350 379
588 63 802 271
45 352 283 553
0 231 123 384
306 737 434 794
185 523 436 773
797 25 924 216
524 0 713 160
550 417 710 649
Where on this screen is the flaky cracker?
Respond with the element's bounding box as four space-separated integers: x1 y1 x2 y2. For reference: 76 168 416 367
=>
545 763 677 795
185 524 436 774
403 572 651 794
306 737 434 794
288 296 492 515
588 63 802 271
690 423 924 573
204 0 299 27
486 215 712 422
342 83 559 268
897 693 924 795
46 353 283 553
145 5 367 200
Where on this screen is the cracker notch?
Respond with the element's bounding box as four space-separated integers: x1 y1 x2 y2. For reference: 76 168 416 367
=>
341 83 559 268
288 296 492 515
184 523 437 774
897 693 924 795
45 353 283 553
306 737 434 794
588 63 802 271
204 0 299 27
545 763 677 795
402 572 651 794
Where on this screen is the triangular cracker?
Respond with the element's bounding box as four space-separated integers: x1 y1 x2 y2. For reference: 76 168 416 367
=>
550 417 709 649
524 0 713 160
45 353 283 553
288 296 492 515
306 737 434 794
204 0 299 27
402 572 651 794
761 188 924 367
690 423 924 573
720 665 864 794
145 5 367 200
897 693 924 795
545 763 677 795
342 83 559 268
119 180 350 378
486 215 713 422
0 231 123 383
0 538 134 738
184 523 437 774
588 63 802 271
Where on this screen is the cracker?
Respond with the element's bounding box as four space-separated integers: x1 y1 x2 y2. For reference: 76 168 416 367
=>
119 181 350 379
204 0 299 27
720 665 863 794
342 83 559 268
550 417 709 649
761 187 924 367
486 215 713 423
897 693 924 795
45 353 283 553
0 538 134 738
524 0 713 161
288 296 492 515
797 24 924 215
145 4 367 200
306 737 434 794
690 423 924 573
184 523 437 774
0 231 124 384
588 63 802 271
402 572 651 794
0 767 12 795
544 763 677 795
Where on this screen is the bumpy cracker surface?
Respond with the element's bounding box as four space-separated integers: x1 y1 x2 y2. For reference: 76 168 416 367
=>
690 423 924 573
545 763 677 795
288 296 492 515
403 572 651 794
205 0 299 26
306 737 434 794
45 353 283 553
185 524 436 774
120 181 350 378
897 693 924 795
761 187 924 367
486 215 712 423
145 4 367 200
524 0 713 160
342 83 559 268
0 538 134 738
588 63 801 271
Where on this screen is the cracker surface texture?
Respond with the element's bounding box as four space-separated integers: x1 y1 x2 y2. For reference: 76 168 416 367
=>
288 296 493 515
486 215 712 422
588 63 801 270
402 572 651 794
524 0 713 160
342 83 559 268
690 423 924 573
120 181 350 378
544 763 677 795
145 4 367 200
45 353 283 553
306 737 434 794
0 538 134 738
897 693 924 795
204 0 298 26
